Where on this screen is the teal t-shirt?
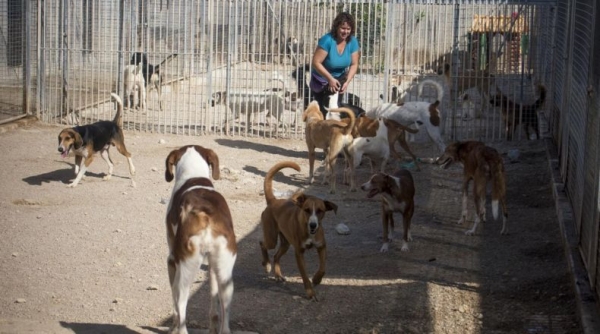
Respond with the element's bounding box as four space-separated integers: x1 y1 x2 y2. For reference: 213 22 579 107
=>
314 33 359 79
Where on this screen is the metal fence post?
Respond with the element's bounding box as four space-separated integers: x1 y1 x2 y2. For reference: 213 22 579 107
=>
23 0 31 115
61 0 69 119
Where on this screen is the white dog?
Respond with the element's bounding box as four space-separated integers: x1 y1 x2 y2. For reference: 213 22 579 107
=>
367 80 446 153
123 64 146 110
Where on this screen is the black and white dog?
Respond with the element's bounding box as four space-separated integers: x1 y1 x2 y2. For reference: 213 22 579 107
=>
129 52 178 110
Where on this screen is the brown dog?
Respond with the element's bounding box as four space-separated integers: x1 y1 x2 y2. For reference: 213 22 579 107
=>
302 101 355 194
436 140 507 235
57 93 135 187
259 161 337 301
360 169 415 252
489 84 546 140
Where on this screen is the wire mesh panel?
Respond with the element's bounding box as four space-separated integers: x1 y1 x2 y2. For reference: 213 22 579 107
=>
0 0 29 123
35 0 554 142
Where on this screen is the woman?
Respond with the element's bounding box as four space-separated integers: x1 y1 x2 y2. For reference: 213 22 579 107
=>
310 12 360 117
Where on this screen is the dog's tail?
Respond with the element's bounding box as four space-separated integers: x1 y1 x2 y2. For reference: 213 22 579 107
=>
154 53 178 74
534 84 546 110
328 107 355 136
490 156 506 221
264 161 301 205
418 79 444 102
110 93 124 128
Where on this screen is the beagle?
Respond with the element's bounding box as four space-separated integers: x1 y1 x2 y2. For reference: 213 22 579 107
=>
164 145 237 334
57 93 135 187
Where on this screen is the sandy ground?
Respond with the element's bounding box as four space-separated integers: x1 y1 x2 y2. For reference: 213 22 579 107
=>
0 122 582 334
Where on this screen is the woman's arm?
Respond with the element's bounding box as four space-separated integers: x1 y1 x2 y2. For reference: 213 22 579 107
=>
312 47 341 92
341 51 360 94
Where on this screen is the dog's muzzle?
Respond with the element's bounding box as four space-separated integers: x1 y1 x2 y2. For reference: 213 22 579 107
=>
309 222 318 234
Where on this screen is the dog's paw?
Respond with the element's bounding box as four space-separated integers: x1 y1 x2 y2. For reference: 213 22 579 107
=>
465 229 476 236
67 182 78 188
103 174 112 181
274 275 286 282
401 241 410 252
263 262 272 273
379 243 389 253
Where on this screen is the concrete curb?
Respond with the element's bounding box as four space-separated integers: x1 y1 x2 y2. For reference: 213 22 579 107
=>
0 116 39 134
545 138 600 334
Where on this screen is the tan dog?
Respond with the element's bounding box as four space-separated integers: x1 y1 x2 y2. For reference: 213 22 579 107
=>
164 145 237 334
57 93 135 187
361 169 416 252
436 140 507 235
259 161 338 301
302 101 355 193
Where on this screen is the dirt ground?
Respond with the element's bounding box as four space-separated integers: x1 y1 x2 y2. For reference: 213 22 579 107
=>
0 122 583 334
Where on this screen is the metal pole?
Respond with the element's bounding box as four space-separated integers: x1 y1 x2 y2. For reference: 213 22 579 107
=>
37 0 45 119
117 0 125 98
61 0 68 119
23 0 31 115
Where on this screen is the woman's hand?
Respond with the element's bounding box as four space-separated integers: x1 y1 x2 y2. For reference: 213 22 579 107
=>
340 81 349 94
328 78 341 92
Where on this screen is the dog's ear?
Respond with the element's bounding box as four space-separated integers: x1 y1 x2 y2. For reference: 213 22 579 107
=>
291 192 307 207
164 149 180 182
72 131 83 150
196 146 220 180
324 200 338 214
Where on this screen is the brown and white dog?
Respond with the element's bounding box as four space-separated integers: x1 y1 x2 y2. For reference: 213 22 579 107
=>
366 82 446 153
164 145 237 334
489 84 546 140
436 140 507 235
302 101 355 193
259 161 337 301
57 93 135 187
360 169 416 252
345 115 421 171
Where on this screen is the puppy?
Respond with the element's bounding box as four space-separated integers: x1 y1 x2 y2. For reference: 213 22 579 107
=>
436 140 508 235
259 161 337 300
57 93 135 187
302 101 355 194
130 52 178 110
360 169 415 252
489 84 546 140
164 145 236 334
123 64 146 110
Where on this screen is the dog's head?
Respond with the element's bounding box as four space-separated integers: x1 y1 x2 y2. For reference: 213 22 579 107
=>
57 128 83 158
489 87 506 107
165 145 220 183
302 101 323 122
436 141 462 169
210 91 227 107
130 52 148 66
360 172 397 199
291 192 337 235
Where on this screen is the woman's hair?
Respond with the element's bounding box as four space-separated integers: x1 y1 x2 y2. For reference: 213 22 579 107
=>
330 12 355 39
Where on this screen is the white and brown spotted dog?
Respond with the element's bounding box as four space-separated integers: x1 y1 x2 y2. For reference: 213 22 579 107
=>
361 169 415 252
436 140 507 235
260 161 337 301
164 145 237 334
57 93 135 187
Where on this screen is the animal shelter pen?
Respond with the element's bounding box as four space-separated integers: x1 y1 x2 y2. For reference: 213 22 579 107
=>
4 0 600 304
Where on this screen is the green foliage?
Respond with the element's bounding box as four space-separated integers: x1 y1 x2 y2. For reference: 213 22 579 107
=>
341 3 387 57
